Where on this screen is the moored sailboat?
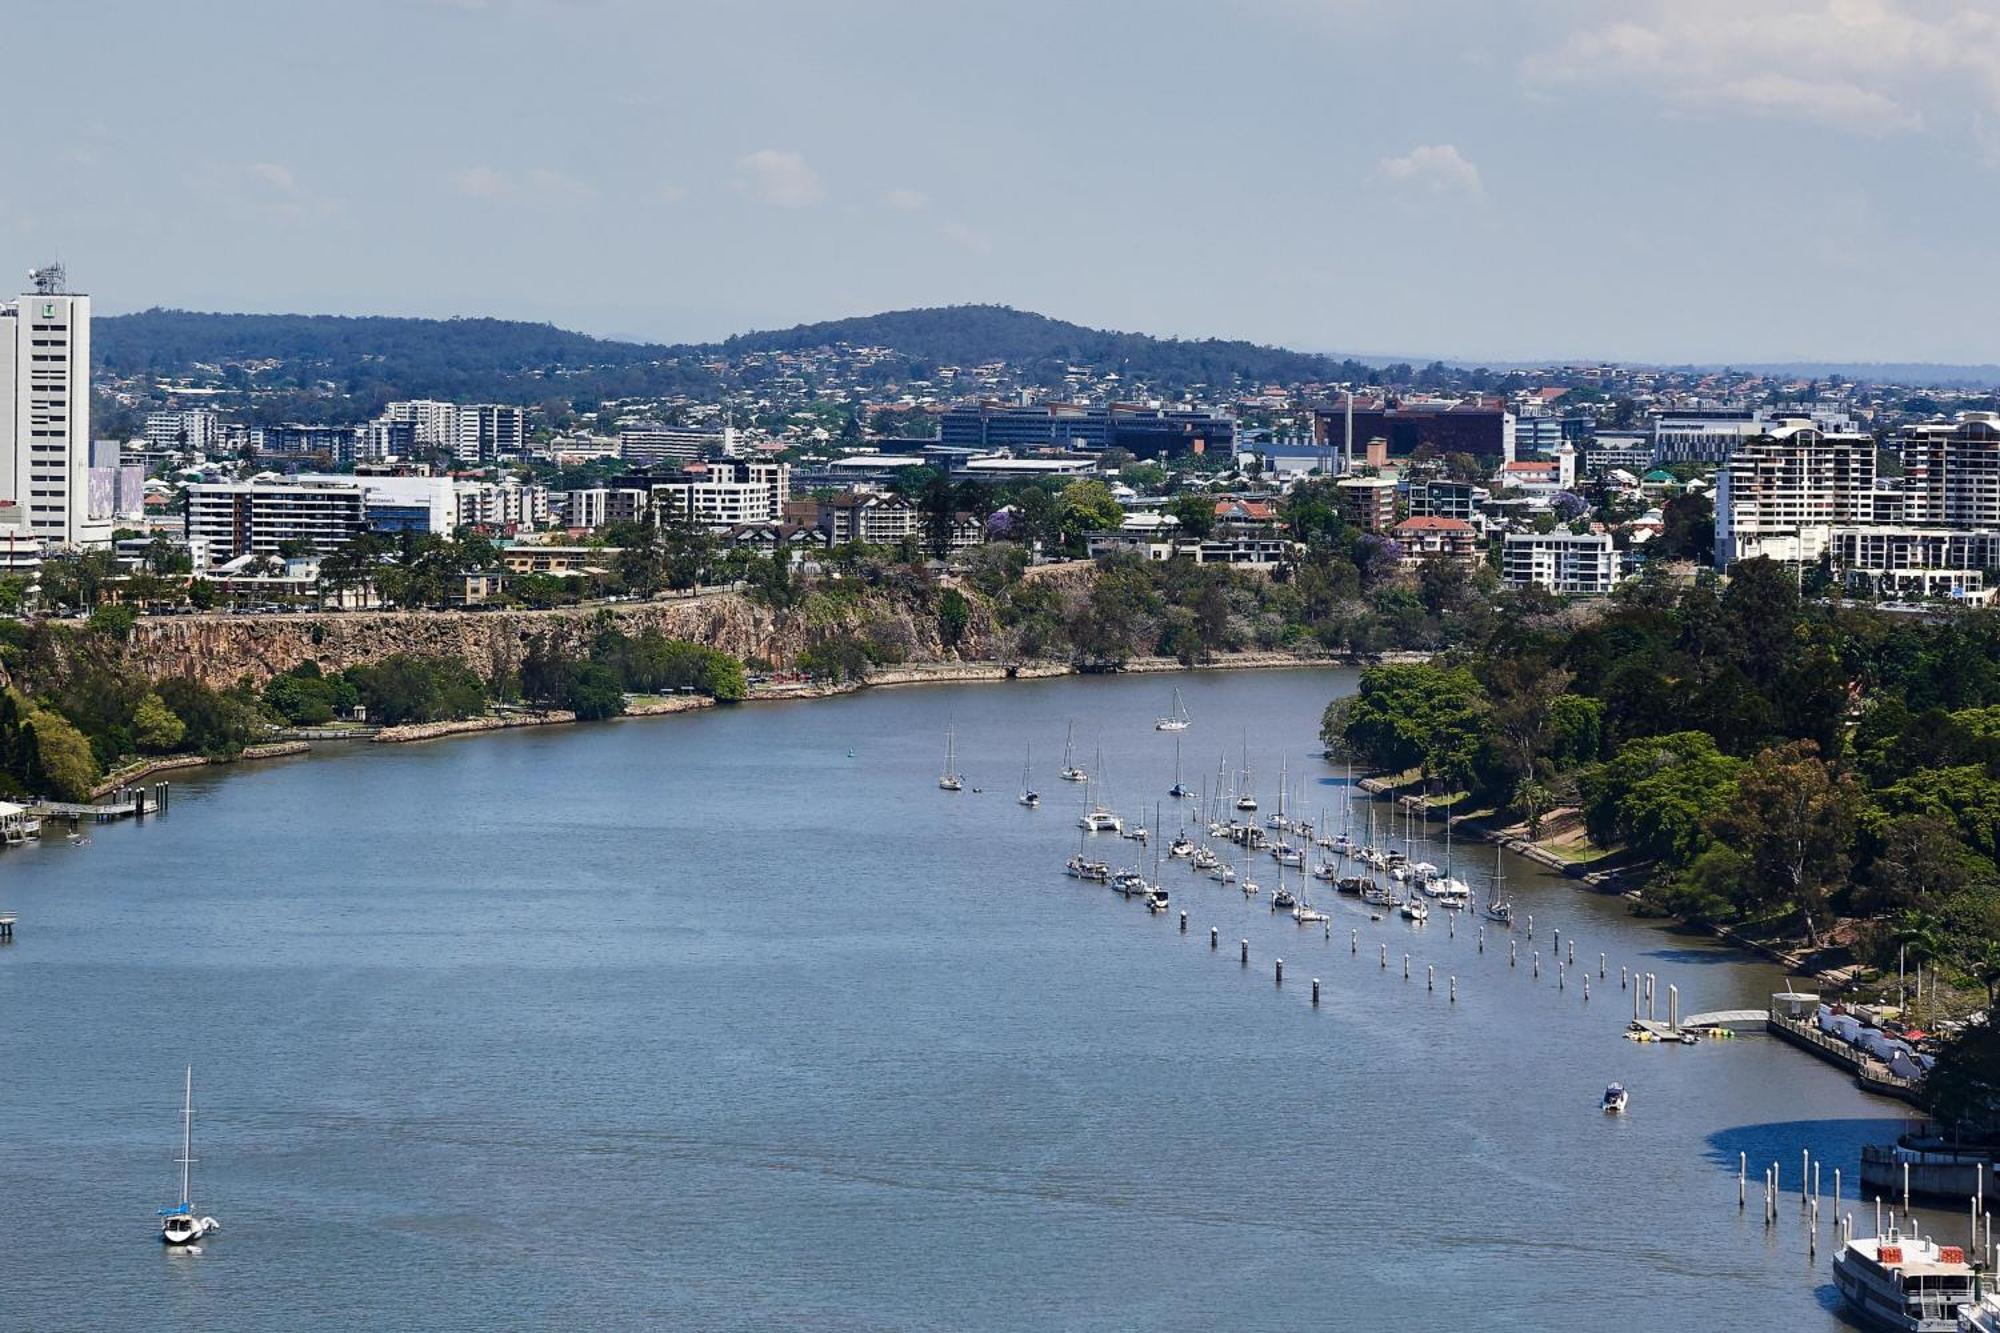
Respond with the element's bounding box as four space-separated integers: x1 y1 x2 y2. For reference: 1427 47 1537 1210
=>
158 1067 219 1248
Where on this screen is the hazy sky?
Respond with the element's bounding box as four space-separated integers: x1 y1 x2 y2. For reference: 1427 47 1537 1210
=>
6 0 1997 363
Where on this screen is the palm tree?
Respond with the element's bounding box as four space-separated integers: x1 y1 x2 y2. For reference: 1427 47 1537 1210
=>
1892 910 1945 1015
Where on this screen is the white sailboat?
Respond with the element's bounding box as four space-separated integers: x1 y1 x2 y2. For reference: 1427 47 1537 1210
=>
1059 721 1087 782
1484 840 1515 925
1155 687 1192 732
158 1066 219 1247
1235 735 1258 812
1265 756 1290 829
938 727 962 791
1018 744 1039 808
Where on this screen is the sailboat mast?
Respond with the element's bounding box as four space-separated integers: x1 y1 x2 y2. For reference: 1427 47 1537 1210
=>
179 1065 193 1205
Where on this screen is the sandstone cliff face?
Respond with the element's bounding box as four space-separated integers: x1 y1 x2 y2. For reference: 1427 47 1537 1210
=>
126 587 1007 688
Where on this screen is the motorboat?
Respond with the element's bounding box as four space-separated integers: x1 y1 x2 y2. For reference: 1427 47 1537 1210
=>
158 1067 219 1248
1399 897 1429 922
1833 1226 1974 1331
1191 847 1219 871
1601 1083 1628 1114
1271 887 1296 910
1146 888 1171 913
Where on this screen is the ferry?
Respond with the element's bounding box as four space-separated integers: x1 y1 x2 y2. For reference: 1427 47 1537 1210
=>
1833 1227 1975 1331
1960 1292 2000 1331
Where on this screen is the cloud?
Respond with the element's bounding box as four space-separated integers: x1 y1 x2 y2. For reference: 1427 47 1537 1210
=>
1376 144 1484 198
939 220 992 254
450 165 596 204
452 165 514 199
1529 1 2000 136
249 162 297 194
883 187 929 212
734 149 825 208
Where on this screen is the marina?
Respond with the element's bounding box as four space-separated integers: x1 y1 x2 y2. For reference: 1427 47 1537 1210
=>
0 667 1953 1330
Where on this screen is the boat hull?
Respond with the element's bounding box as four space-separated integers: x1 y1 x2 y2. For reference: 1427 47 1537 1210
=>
1832 1252 1962 1332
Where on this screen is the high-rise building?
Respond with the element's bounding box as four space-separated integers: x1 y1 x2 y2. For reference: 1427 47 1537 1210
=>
0 264 108 547
1713 424 1877 567
1502 530 1617 595
385 400 461 452
455 405 527 463
1898 415 2000 529
620 427 723 466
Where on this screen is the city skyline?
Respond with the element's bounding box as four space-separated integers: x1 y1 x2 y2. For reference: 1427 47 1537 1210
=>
9 0 1999 365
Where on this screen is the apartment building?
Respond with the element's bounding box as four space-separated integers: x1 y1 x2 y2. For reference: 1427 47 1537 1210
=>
453 477 552 530
1502 530 1617 595
144 408 223 456
1899 415 2000 528
619 427 725 466
819 492 918 545
455 405 527 463
1713 425 1877 567
0 265 109 547
624 461 790 529
184 479 369 563
384 400 460 451
1392 516 1480 568
1334 476 1398 534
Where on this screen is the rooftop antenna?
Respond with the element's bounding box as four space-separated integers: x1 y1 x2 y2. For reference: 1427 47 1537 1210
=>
28 262 64 295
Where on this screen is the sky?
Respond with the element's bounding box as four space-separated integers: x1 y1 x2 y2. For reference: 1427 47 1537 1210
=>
5 0 1998 365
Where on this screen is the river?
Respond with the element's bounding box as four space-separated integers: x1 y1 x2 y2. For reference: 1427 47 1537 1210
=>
0 667 1922 1330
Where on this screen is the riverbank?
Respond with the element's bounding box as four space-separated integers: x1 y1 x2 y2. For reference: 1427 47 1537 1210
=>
88 741 311 798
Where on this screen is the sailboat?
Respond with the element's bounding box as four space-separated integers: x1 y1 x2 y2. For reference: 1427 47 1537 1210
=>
158 1066 219 1248
939 727 962 791
1265 756 1290 830
1155 687 1192 732
1017 744 1039 808
1235 735 1258 812
1059 722 1087 782
1169 734 1190 799
1485 841 1515 925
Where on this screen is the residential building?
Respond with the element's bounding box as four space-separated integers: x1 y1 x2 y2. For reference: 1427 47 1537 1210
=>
1713 425 1877 567
357 418 417 462
618 460 790 529
1826 526 2000 601
1582 432 1653 477
1392 516 1480 568
183 479 370 564
1334 476 1397 533
144 408 223 456
620 426 726 466
1406 478 1478 522
0 265 109 547
255 424 356 460
1502 530 1618 595
384 400 460 451
499 545 621 576
454 477 551 530
455 404 527 463
820 492 918 545
1899 415 2000 528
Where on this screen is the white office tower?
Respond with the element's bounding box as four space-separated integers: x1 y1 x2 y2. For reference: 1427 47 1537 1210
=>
0 264 109 548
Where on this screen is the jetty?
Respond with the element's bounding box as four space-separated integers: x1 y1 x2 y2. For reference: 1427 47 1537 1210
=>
30 781 173 824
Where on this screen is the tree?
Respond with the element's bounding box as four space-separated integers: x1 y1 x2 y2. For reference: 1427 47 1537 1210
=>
1863 815 1974 914
132 693 187 752
1579 731 1743 864
1057 480 1123 548
1165 493 1216 539
1658 494 1715 564
1707 741 1860 944
937 587 971 652
26 708 100 799
1340 663 1490 788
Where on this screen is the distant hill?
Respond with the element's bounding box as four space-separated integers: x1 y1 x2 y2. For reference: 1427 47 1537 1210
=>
722 304 1361 387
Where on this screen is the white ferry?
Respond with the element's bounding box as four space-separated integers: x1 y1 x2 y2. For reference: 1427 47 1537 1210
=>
1833 1227 1976 1331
